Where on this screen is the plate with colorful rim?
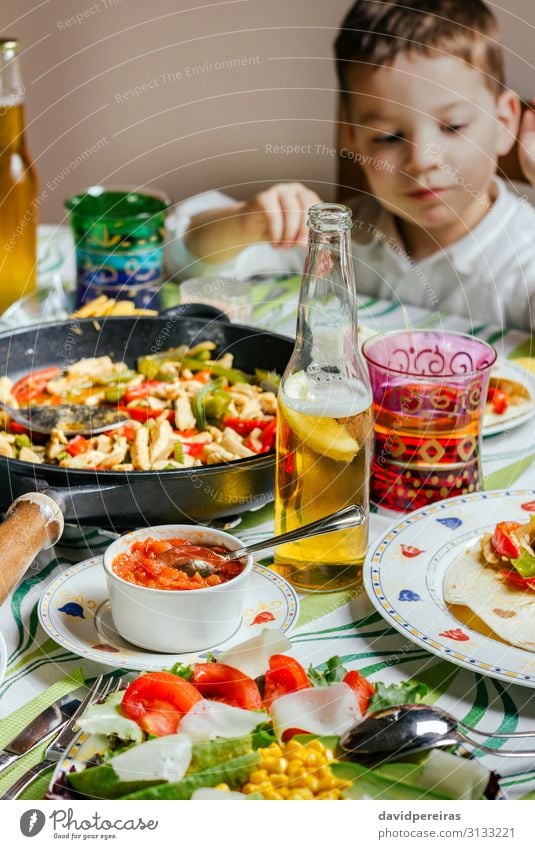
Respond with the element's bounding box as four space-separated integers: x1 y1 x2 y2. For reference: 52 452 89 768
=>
363 489 535 689
0 632 6 685
482 360 535 438
38 557 299 671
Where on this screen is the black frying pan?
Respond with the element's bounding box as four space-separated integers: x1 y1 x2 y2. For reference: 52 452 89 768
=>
0 306 293 530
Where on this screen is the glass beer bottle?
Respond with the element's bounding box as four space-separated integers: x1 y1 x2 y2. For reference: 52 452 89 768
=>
274 203 373 592
0 38 38 312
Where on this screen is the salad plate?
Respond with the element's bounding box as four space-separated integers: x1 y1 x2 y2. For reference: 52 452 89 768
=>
39 557 299 671
482 360 535 439
363 489 535 688
0 632 6 685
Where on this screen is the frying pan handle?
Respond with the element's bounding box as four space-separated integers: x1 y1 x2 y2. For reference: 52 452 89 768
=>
0 494 64 606
160 302 231 323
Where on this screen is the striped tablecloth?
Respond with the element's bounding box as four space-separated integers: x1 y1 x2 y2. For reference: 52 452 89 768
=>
1 229 535 800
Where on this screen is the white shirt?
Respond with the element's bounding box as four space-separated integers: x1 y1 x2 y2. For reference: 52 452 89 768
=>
165 179 535 330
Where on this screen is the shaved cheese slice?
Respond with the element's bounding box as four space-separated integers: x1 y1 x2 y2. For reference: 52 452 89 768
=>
270 682 362 741
109 733 192 783
75 691 144 743
180 699 268 742
419 750 490 800
218 628 291 679
191 788 248 800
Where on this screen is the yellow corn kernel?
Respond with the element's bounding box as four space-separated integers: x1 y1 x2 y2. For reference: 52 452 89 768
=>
307 740 326 753
270 773 289 787
264 756 288 773
262 790 283 801
242 783 257 795
249 769 269 785
214 783 230 791
318 790 341 800
289 788 314 800
317 775 337 792
302 750 320 768
287 763 307 779
279 786 291 799
304 774 320 793
285 739 303 754
255 781 275 795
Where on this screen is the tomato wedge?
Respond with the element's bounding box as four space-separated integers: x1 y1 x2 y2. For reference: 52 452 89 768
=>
487 387 509 415
121 671 202 736
342 669 375 715
12 366 62 404
491 521 522 559
263 654 311 708
193 663 262 710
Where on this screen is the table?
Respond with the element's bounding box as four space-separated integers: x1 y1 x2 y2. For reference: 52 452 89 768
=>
1 228 535 800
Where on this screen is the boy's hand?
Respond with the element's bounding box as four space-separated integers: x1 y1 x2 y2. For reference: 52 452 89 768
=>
243 182 322 248
518 101 535 186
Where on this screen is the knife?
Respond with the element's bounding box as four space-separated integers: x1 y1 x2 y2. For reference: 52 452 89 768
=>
0 694 80 776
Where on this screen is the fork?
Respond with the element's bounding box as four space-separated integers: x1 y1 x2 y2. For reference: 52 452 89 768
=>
1 674 121 800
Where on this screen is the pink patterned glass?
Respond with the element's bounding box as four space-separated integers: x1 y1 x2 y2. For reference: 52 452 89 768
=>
362 330 497 513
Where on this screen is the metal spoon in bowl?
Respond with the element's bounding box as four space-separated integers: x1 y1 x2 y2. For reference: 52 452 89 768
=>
340 704 535 761
169 504 366 578
0 400 129 436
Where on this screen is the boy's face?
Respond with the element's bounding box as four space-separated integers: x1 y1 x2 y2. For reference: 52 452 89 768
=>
347 53 518 240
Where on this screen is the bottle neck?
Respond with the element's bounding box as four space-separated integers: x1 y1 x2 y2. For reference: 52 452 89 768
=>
0 51 26 153
295 224 359 369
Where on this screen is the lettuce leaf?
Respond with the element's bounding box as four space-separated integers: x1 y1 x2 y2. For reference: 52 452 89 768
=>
307 656 348 687
368 680 428 712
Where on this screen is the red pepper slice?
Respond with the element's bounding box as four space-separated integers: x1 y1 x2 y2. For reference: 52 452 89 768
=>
66 435 90 457
223 417 272 437
193 662 262 710
342 669 375 715
118 406 174 423
9 422 30 436
491 521 522 559
12 366 62 404
121 671 202 736
259 418 277 452
105 424 137 442
123 381 166 404
498 569 535 591
263 654 311 709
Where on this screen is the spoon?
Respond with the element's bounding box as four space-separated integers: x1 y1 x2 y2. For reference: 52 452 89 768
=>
170 504 366 577
340 704 535 761
0 401 129 436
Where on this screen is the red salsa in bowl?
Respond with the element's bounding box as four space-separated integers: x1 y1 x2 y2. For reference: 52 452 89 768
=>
112 536 245 590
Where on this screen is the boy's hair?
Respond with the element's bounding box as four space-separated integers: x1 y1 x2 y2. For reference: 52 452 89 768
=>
335 0 504 100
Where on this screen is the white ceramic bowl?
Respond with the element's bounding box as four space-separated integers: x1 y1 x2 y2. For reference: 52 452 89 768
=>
103 524 253 653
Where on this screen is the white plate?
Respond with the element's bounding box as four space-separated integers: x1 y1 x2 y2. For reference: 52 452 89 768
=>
39 557 299 671
483 360 535 437
363 489 535 688
0 632 6 685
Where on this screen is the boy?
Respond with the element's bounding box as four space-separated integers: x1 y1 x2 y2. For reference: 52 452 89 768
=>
168 0 535 330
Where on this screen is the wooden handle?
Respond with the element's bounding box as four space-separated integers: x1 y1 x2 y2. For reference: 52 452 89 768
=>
0 494 64 606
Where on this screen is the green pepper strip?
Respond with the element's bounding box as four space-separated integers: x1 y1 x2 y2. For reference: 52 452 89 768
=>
192 378 231 429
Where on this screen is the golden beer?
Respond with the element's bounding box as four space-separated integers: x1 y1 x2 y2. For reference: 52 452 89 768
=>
0 41 38 312
274 375 373 592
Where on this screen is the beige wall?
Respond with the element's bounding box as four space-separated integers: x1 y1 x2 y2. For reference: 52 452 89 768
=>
1 0 534 223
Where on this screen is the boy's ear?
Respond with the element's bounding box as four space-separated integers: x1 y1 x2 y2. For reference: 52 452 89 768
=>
495 88 521 157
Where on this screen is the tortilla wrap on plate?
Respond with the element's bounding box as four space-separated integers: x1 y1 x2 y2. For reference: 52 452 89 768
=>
443 547 535 651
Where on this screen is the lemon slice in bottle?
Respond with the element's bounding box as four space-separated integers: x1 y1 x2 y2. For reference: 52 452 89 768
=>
280 402 359 463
